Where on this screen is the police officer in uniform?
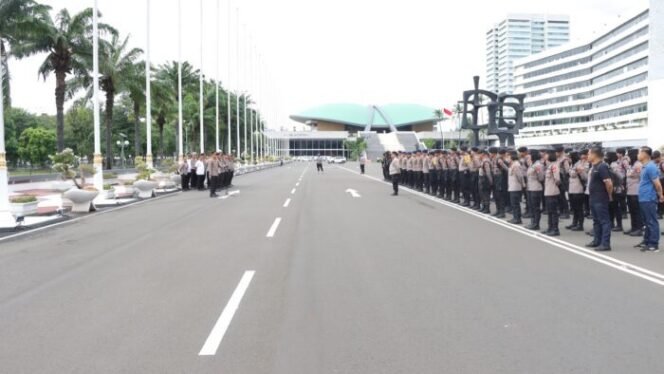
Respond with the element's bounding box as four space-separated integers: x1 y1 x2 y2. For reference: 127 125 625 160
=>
555 146 571 219
478 150 493 214
507 150 525 224
526 149 545 230
567 151 587 231
470 147 482 210
449 148 460 202
518 147 531 218
490 147 506 218
458 146 471 206
543 150 561 236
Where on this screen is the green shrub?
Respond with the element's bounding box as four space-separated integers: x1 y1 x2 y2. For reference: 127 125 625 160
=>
10 195 38 204
103 172 117 179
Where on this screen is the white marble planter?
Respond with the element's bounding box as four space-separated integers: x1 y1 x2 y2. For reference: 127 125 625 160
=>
102 189 115 200
10 201 39 217
133 180 158 199
113 185 136 199
170 174 182 186
63 188 99 213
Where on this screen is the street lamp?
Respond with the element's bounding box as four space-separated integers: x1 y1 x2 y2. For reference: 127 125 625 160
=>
116 140 129 169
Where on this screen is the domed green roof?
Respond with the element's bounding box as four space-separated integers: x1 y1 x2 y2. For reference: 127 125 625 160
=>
290 103 437 129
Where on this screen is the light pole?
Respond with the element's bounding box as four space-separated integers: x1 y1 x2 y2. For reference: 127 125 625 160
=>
145 0 153 168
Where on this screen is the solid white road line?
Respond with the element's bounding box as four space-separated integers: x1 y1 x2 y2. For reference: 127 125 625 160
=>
283 198 291 208
337 166 664 287
291 188 296 194
266 217 282 238
296 182 300 187
198 270 256 356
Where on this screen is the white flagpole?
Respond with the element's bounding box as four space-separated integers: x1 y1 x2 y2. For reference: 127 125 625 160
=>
242 25 248 161
199 0 205 154
235 7 240 159
0 31 11 224
145 0 153 168
177 0 183 160
226 0 232 154
249 43 254 164
215 0 220 152
92 0 104 189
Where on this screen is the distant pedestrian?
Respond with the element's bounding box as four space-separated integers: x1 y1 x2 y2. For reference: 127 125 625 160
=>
195 155 206 191
586 147 613 251
316 154 324 173
359 152 367 174
389 152 400 196
635 146 664 252
178 157 190 190
625 148 643 236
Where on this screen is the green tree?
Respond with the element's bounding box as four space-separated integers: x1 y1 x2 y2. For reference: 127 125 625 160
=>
12 8 115 151
422 138 436 149
124 61 145 157
0 0 51 108
68 33 142 169
64 100 93 158
343 138 367 161
18 127 56 167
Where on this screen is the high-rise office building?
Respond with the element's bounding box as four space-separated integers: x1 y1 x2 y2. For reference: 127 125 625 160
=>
486 14 570 94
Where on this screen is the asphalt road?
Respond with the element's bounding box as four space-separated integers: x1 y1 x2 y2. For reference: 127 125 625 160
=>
1 161 663 373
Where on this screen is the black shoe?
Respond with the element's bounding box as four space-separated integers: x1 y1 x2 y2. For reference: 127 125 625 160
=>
495 213 506 218
522 213 532 219
546 230 560 237
571 226 584 232
527 225 540 231
508 219 522 224
629 230 643 237
586 231 594 236
595 246 611 252
634 242 647 249
611 227 623 232
586 242 600 248
565 224 576 230
391 192 398 196
461 202 469 207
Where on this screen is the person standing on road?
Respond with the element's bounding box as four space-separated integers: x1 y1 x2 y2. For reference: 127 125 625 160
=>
526 149 544 231
195 155 206 191
567 151 587 232
316 154 324 173
586 147 613 251
625 148 643 237
389 152 401 196
478 150 493 214
187 153 196 190
635 146 664 252
543 150 561 236
507 151 525 224
359 152 367 174
207 153 221 198
178 157 190 191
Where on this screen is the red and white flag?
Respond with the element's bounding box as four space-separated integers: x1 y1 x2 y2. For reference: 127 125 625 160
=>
443 108 454 117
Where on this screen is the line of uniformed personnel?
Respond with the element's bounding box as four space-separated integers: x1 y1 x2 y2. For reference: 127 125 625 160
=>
177 152 236 197
383 146 664 240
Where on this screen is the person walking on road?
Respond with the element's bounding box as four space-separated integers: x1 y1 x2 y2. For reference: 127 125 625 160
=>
389 151 401 196
316 154 324 173
635 146 664 252
359 152 367 174
178 157 190 191
195 155 206 191
586 147 613 251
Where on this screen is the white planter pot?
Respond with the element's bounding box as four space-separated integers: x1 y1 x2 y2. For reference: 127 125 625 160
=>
170 174 182 185
113 185 136 199
10 201 39 217
102 189 115 200
133 180 158 198
63 188 99 213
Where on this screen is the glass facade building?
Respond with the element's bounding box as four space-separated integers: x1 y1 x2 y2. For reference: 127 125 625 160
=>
486 14 570 94
513 4 664 148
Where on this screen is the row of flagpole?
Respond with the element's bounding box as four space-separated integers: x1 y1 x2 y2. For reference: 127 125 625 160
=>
0 0 283 221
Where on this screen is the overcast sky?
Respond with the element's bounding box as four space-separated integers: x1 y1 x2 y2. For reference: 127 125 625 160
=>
7 0 648 129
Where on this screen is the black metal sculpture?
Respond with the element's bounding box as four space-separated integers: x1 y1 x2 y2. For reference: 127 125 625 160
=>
461 76 525 147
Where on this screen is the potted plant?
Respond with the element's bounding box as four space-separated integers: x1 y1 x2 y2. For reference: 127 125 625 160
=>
51 149 99 213
102 183 115 199
10 195 39 217
133 159 158 198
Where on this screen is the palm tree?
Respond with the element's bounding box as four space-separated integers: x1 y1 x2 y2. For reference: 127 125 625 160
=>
150 79 174 159
124 61 145 158
11 8 115 152
154 61 198 156
68 33 142 169
0 0 51 108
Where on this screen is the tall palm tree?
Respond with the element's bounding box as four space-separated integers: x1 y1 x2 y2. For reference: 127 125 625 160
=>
0 0 51 108
11 8 115 152
124 61 145 158
68 33 142 169
150 79 174 159
154 61 198 155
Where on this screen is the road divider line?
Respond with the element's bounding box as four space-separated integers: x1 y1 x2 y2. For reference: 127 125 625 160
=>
296 182 300 187
291 188 296 194
266 217 282 238
283 198 291 208
198 270 256 356
337 166 664 287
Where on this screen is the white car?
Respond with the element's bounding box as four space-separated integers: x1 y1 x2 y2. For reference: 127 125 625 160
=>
332 157 347 164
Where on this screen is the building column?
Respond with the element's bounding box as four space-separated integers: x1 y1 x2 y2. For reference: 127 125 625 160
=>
648 0 664 149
